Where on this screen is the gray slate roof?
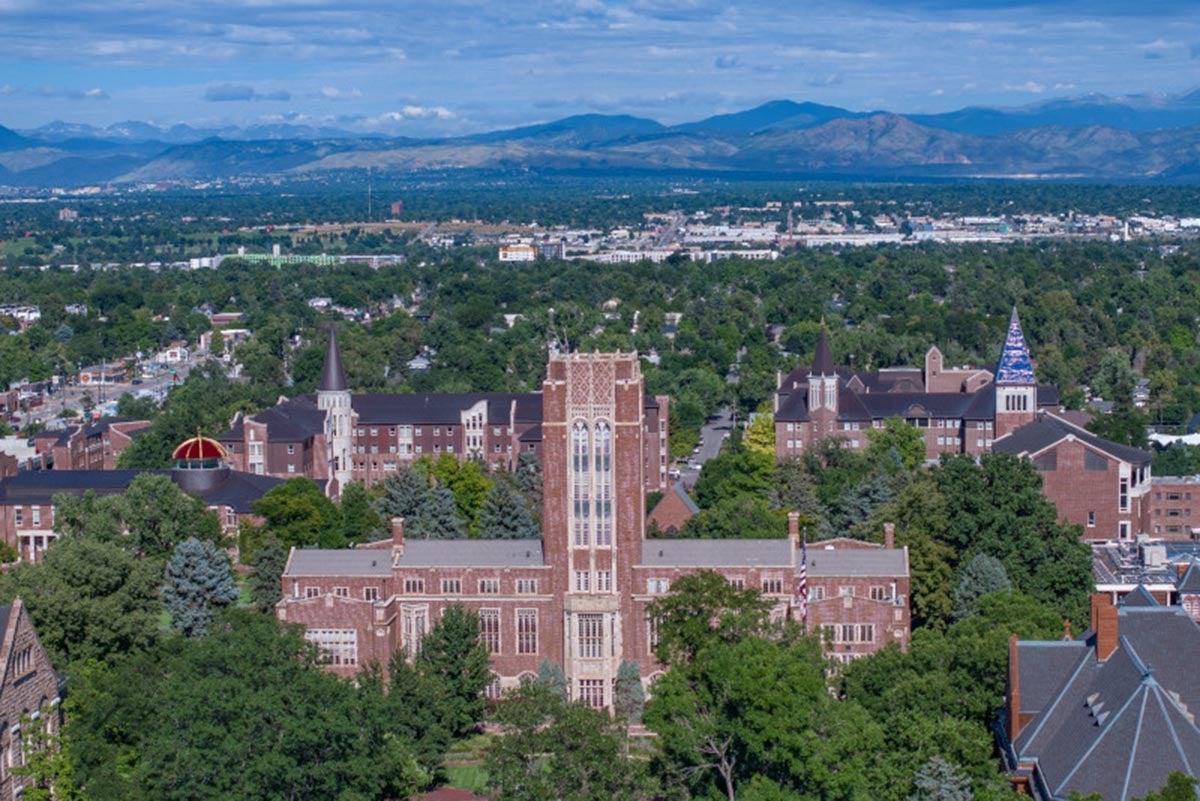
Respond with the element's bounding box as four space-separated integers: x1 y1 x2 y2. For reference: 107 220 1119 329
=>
993 414 1152 467
640 538 793 568
1013 607 1200 801
397 539 544 568
806 545 909 577
0 467 284 513
286 548 393 577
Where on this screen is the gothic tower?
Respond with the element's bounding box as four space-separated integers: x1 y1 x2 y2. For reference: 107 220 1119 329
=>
541 352 646 708
317 328 354 494
807 328 839 438
994 307 1038 438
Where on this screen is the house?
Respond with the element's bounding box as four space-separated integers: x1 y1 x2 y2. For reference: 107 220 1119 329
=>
0 598 63 800
276 352 911 707
1001 593 1200 801
647 482 699 534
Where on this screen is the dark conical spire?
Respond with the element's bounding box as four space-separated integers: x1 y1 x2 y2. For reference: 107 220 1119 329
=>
319 328 348 392
996 306 1035 385
811 327 834 376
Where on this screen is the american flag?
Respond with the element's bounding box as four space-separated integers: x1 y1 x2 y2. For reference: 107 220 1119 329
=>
797 536 808 627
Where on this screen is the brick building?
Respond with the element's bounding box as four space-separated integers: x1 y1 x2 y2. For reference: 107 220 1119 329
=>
220 331 670 495
1000 593 1200 801
0 597 63 800
30 417 150 470
774 309 1056 462
277 351 911 706
0 436 290 562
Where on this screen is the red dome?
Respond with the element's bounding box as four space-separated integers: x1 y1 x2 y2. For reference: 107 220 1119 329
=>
172 435 227 461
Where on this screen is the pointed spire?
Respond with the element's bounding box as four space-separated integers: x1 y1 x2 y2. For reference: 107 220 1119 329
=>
810 326 834 376
996 306 1035 385
319 327 348 392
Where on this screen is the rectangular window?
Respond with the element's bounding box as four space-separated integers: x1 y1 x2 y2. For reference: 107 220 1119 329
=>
441 578 462 594
574 570 590 592
403 605 428 656
14 507 22 527
577 614 604 658
839 586 855 597
31 508 40 527
364 587 379 602
869 586 891 601
578 679 605 709
305 586 320 599
304 629 357 666
596 571 612 592
404 577 425 594
516 578 538 594
647 616 661 650
287 444 295 454
333 586 349 598
1119 477 1130 513
517 609 538 654
647 578 670 594
479 609 500 654
478 578 500 594
727 577 745 590
809 586 825 601
762 577 784 594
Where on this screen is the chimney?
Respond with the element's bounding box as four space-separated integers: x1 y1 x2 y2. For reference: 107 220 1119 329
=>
391 517 406 564
883 522 895 550
788 511 801 545
1007 634 1023 742
1176 562 1189 580
1090 593 1119 661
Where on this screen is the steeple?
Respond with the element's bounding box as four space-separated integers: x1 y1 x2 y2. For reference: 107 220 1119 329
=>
319 328 348 392
811 327 835 376
996 307 1035 385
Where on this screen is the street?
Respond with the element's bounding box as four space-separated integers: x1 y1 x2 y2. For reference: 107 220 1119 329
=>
679 406 734 488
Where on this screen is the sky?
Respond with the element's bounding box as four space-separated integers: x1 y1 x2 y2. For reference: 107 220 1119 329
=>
1 0 1198 135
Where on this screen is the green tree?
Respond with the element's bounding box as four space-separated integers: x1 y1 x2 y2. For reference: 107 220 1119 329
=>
339 481 383 542
909 756 973 801
430 455 492 532
252 478 346 548
683 495 787 539
692 448 777 509
1134 772 1198 801
0 536 160 667
409 486 466 539
376 468 432 521
537 659 568 699
514 451 543 512
162 537 239 637
487 682 656 801
11 707 80 801
118 474 224 559
248 538 288 613
952 553 1012 620
614 660 645 723
744 409 776 456
867 417 926 471
478 480 540 539
647 570 774 665
385 656 456 781
416 605 491 738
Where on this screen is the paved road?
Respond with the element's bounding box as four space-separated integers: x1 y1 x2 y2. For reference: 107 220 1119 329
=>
20 360 197 429
679 406 734 488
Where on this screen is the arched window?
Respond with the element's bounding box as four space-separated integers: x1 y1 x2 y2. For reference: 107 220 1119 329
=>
572 422 590 546
594 421 612 546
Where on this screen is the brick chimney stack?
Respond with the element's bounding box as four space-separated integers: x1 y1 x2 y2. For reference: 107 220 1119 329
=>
1090 593 1119 661
788 511 801 546
883 522 895 550
391 517 406 564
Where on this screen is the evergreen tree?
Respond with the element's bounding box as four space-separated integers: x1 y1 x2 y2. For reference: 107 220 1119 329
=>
514 451 543 512
408 486 466 539
248 538 288 614
909 756 973 801
338 481 383 543
614 660 645 722
386 656 455 780
478 481 539 539
537 659 568 699
416 605 491 737
376 468 432 521
162 537 239 637
952 553 1012 620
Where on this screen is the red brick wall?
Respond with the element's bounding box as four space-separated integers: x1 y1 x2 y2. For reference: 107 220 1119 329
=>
1035 439 1138 541
1147 479 1200 540
0 599 63 800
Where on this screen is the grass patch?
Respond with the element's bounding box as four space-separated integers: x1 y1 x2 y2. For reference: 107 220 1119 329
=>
443 765 488 794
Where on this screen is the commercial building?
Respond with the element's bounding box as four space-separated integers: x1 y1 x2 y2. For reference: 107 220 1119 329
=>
276 351 911 705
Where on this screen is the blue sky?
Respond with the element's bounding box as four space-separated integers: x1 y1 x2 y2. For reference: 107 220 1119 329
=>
1 0 1198 134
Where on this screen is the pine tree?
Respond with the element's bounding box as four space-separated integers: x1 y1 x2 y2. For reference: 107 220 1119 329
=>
409 487 466 539
339 481 383 543
478 481 539 539
248 538 288 614
614 660 645 722
537 659 568 699
162 537 239 637
376 468 432 521
514 451 542 512
952 553 1012 620
417 605 491 737
909 756 973 801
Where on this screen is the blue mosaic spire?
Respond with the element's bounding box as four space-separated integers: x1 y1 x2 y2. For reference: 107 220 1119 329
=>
996 307 1035 385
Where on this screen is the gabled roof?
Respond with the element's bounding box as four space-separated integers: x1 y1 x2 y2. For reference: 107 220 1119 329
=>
1014 607 1200 801
992 414 1152 467
1179 563 1200 595
1121 584 1160 607
996 307 1036 385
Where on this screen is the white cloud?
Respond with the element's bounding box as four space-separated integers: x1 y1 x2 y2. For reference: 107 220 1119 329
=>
1002 81 1046 94
318 86 363 100
369 105 455 124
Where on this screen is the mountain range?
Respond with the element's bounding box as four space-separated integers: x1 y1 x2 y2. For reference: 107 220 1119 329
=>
5 92 1200 187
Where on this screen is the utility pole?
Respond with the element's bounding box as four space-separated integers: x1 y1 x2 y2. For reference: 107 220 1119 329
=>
367 167 373 223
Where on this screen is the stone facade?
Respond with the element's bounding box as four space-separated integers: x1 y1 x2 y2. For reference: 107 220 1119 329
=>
278 351 912 708
0 598 63 800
